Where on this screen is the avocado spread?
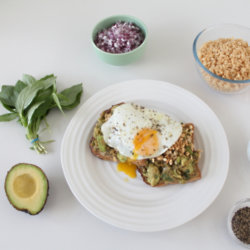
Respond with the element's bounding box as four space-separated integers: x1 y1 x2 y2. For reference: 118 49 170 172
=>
139 124 200 186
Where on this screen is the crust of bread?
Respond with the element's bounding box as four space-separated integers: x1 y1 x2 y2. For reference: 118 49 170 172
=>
89 137 117 162
89 104 123 162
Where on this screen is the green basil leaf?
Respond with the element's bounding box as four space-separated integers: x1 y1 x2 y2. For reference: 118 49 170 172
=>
0 112 18 122
34 88 53 103
61 91 82 110
1 103 15 112
52 92 63 113
16 84 41 114
59 83 83 109
16 76 56 114
37 75 57 92
0 81 28 112
0 85 18 108
36 75 57 89
27 101 45 125
22 74 36 85
28 99 52 129
14 80 27 93
39 74 55 81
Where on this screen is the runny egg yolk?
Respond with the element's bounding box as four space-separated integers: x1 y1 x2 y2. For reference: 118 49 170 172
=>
117 128 159 179
133 128 159 157
117 162 137 178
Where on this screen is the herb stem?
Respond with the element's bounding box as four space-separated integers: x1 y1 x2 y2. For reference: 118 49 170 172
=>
32 140 47 154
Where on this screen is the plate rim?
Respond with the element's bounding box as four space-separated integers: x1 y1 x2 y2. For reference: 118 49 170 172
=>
61 79 230 232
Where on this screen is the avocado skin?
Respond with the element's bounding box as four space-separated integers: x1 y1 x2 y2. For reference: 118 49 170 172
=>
4 163 49 215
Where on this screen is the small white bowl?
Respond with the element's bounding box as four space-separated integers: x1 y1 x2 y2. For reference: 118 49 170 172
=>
227 198 250 248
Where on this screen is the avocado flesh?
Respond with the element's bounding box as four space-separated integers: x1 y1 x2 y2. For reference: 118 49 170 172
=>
5 163 49 215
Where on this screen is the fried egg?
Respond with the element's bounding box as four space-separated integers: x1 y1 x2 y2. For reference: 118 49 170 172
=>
101 103 182 160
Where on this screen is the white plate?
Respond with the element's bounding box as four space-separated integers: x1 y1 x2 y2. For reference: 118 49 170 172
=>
61 80 229 232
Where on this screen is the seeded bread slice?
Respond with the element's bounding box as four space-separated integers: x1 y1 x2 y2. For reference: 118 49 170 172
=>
136 123 201 187
89 104 201 187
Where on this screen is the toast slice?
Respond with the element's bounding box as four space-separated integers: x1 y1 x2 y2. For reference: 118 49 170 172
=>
89 103 128 162
89 104 201 187
135 123 201 187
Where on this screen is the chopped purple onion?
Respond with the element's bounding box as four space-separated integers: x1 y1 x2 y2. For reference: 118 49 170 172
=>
94 21 145 54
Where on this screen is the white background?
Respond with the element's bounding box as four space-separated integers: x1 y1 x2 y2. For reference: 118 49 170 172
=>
0 0 249 249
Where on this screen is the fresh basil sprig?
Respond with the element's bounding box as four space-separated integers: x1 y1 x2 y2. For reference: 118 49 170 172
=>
0 74 83 154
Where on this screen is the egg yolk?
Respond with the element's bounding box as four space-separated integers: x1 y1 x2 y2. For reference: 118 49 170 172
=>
117 162 137 178
133 128 159 157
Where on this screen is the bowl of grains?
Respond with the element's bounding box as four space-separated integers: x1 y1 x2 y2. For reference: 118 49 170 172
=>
92 15 147 65
227 198 250 248
193 24 250 93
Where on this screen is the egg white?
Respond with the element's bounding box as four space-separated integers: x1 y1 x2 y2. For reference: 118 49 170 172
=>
101 103 183 160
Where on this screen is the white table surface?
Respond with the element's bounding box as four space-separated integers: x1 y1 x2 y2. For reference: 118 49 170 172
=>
0 0 249 249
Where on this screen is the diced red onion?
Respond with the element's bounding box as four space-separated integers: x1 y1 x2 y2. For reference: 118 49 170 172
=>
94 21 145 54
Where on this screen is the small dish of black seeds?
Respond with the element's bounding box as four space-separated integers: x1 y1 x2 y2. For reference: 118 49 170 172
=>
227 198 250 248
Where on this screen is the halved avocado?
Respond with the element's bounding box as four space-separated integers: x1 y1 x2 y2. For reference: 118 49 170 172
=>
5 163 49 215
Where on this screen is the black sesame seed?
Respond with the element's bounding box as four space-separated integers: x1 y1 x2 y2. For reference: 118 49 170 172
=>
231 206 250 244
